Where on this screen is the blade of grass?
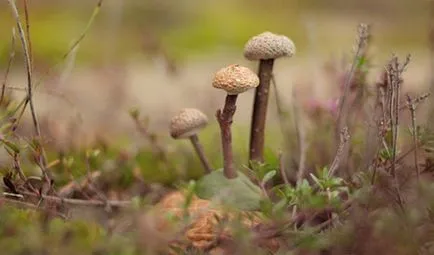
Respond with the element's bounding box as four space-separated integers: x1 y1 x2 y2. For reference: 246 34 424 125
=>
34 0 104 89
1 28 16 106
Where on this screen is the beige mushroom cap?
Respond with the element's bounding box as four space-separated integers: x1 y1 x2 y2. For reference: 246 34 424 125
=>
243 31 295 61
170 108 209 139
212 64 259 95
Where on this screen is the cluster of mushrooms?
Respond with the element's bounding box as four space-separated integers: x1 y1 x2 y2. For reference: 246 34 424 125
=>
158 31 296 252
170 31 295 179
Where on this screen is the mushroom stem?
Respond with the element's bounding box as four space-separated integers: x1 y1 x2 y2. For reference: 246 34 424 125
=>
249 59 275 164
216 94 238 179
189 134 212 174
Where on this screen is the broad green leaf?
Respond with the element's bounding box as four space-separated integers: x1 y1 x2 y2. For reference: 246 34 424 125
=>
195 168 263 211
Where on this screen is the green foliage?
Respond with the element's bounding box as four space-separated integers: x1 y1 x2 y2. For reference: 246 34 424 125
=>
0 206 138 255
195 168 263 211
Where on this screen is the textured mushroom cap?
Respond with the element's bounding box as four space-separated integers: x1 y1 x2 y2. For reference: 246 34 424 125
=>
243 31 295 60
170 108 208 139
212 64 259 95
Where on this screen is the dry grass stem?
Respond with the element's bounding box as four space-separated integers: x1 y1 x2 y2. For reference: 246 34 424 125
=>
7 0 51 184
336 23 370 141
1 28 16 105
328 127 350 177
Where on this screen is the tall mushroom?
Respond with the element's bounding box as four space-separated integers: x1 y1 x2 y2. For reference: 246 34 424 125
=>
244 31 296 163
170 108 213 174
212 64 260 179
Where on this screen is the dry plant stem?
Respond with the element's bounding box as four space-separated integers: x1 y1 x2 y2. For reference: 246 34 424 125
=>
385 55 410 211
9 191 131 207
336 24 369 142
84 156 112 212
328 127 350 177
33 0 104 90
216 94 238 179
22 0 32 69
1 29 16 105
189 135 212 174
7 0 51 183
290 88 307 182
278 151 290 186
249 59 274 164
387 55 410 178
407 95 421 182
133 117 169 163
429 0 434 127
58 171 101 198
12 153 27 183
271 75 290 145
399 92 430 111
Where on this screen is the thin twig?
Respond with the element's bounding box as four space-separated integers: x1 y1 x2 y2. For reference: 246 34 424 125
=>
336 24 369 140
132 115 170 164
22 0 32 70
4 85 83 123
271 75 290 147
7 0 51 184
384 55 411 212
84 153 112 212
12 191 131 208
1 28 16 105
279 78 308 182
406 94 421 182
278 151 291 186
33 0 104 90
328 127 350 177
398 92 431 111
272 76 307 182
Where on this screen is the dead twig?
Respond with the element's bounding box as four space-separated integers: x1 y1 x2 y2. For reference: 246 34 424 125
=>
336 23 370 142
328 127 350 177
384 54 411 212
406 94 422 182
84 152 112 212
10 191 131 208
7 0 51 185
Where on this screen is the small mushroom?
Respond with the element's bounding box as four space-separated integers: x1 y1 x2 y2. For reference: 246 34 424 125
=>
212 64 259 179
243 31 295 164
170 108 213 174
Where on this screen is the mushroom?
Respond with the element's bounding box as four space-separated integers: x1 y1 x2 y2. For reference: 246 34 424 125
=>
243 31 295 163
212 64 260 179
170 108 213 174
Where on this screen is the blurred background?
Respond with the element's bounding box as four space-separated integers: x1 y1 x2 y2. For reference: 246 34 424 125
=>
0 0 431 150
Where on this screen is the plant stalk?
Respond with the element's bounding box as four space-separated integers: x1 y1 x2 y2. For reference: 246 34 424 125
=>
189 134 212 174
216 94 238 179
249 59 274 164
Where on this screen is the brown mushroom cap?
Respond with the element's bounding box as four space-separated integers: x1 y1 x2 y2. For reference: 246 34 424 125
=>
243 31 295 61
170 108 209 139
212 64 259 95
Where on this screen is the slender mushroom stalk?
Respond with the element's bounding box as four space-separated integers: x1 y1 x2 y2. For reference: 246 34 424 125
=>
215 94 238 179
244 32 296 164
189 134 212 174
170 108 213 174
212 64 259 179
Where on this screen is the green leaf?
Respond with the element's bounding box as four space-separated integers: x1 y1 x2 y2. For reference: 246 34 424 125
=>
195 168 263 211
262 170 277 185
0 139 20 153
